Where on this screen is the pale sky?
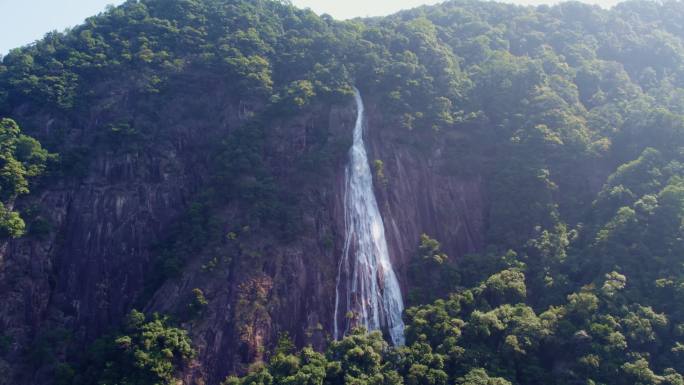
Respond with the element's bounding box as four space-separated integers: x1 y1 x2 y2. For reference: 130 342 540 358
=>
0 0 621 55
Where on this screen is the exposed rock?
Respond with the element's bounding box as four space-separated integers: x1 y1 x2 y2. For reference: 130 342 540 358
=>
0 92 485 385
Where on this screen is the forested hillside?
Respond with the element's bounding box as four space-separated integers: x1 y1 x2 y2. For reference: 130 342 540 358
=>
1 0 684 384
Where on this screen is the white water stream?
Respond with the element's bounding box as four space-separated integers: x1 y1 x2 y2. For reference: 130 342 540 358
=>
333 88 405 346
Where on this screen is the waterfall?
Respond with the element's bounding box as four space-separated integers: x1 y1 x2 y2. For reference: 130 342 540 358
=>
333 87 405 346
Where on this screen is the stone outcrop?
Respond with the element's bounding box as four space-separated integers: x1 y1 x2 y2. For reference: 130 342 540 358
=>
0 88 485 385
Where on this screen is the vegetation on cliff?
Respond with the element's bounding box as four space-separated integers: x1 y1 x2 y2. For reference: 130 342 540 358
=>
1 0 684 384
227 267 684 385
0 118 53 238
71 310 195 385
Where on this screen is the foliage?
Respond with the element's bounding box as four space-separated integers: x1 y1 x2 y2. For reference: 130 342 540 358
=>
0 118 53 238
231 268 683 385
187 288 209 319
3 0 684 384
78 310 195 385
407 234 458 305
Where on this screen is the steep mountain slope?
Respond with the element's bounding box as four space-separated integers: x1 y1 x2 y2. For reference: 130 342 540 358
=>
0 0 683 384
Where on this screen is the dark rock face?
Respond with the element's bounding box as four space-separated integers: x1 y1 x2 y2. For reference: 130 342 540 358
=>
0 92 485 384
0 152 194 383
365 107 485 276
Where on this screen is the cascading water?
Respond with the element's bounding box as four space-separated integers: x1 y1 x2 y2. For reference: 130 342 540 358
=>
333 87 405 346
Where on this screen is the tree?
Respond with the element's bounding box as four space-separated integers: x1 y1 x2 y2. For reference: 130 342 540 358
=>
96 310 196 385
456 369 512 385
0 118 53 238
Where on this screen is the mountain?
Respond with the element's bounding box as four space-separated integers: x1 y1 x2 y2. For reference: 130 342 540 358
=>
1 0 684 384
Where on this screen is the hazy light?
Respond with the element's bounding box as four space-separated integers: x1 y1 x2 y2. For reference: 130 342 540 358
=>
1 0 624 54
290 0 621 19
0 0 126 54
290 0 444 19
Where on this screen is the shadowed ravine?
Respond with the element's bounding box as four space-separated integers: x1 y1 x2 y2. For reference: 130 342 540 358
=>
333 88 405 346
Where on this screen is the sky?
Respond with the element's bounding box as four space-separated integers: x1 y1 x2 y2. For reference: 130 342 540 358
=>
0 0 622 55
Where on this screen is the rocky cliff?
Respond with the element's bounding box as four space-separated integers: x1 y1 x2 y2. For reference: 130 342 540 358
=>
5 0 675 383
0 81 485 384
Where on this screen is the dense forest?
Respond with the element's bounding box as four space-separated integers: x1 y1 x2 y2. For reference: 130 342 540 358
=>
1 0 684 384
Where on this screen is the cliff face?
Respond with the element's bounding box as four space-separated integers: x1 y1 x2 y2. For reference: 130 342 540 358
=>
0 77 245 383
0 87 485 384
365 104 485 276
4 0 684 383
143 92 486 384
